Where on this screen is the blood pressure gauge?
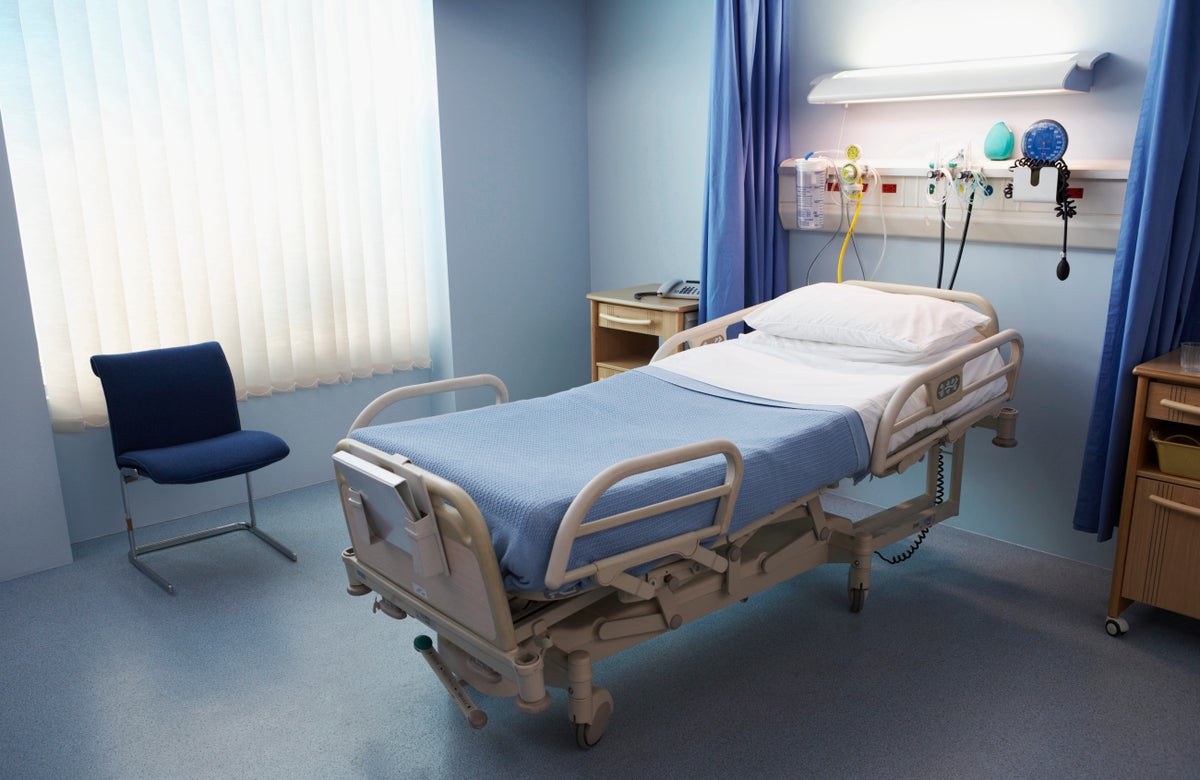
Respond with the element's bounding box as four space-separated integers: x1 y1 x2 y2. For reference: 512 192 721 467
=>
1021 119 1068 163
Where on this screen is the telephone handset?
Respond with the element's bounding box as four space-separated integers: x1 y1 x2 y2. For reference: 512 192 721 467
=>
657 279 700 299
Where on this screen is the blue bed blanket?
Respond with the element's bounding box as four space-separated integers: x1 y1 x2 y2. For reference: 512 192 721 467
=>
349 370 869 592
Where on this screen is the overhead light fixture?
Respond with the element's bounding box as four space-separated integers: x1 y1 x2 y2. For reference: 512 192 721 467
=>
807 52 1108 105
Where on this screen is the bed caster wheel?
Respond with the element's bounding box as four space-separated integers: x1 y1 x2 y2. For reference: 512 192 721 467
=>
1105 617 1129 637
848 584 867 614
573 688 613 750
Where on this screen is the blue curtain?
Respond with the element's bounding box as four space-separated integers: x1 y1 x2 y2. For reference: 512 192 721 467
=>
699 0 790 323
1073 0 1200 540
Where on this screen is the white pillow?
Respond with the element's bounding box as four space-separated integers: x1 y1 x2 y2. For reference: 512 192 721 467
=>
739 330 983 365
744 283 990 357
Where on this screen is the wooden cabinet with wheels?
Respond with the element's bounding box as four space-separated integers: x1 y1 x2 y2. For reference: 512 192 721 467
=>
586 285 698 381
1107 350 1200 634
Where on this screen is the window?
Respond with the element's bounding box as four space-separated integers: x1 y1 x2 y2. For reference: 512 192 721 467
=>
0 0 443 431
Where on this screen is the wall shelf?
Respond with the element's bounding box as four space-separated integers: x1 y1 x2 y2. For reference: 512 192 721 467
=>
779 158 1130 250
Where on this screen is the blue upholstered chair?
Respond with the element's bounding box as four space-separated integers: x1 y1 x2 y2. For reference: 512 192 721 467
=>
90 342 297 594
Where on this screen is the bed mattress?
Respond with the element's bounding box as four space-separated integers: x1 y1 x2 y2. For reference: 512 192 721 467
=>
350 369 869 592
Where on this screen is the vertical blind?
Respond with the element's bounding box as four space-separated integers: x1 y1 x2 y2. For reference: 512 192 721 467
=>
0 0 442 431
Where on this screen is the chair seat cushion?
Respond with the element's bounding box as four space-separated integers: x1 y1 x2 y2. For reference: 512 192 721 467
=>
117 430 290 485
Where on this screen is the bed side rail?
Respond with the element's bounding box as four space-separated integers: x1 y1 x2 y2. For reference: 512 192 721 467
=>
652 303 769 361
872 329 1023 476
544 439 744 599
348 374 508 434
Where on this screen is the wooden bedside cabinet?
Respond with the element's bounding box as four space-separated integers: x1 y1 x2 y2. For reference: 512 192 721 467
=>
586 285 698 381
1106 350 1200 635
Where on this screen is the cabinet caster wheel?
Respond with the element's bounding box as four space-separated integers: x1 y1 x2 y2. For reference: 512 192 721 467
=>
1105 617 1129 637
849 584 867 613
573 690 613 749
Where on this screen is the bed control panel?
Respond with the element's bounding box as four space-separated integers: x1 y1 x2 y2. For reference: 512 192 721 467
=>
926 368 964 413
935 374 961 402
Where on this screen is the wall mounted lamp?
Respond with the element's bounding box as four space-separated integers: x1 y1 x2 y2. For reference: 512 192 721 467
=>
807 52 1108 105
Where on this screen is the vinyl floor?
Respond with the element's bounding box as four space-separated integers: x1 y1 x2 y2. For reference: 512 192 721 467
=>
1 483 1198 779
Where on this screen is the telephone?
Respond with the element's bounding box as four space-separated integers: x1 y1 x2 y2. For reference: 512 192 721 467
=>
657 279 700 299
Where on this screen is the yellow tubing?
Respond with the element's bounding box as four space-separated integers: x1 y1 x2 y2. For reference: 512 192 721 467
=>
836 194 864 283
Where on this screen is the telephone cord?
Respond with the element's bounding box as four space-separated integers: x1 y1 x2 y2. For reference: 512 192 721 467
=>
875 447 944 565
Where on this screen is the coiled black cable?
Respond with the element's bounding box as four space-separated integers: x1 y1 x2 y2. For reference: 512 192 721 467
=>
875 447 944 565
876 527 928 566
934 446 946 506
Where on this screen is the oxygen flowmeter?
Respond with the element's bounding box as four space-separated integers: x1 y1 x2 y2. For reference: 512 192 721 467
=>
839 144 865 197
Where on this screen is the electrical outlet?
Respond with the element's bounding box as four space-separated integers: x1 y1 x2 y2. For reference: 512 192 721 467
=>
864 177 903 206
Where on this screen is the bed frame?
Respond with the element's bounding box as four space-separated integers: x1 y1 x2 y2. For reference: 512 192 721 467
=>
332 281 1023 747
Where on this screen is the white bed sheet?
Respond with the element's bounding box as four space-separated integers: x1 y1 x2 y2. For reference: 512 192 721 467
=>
650 331 1008 453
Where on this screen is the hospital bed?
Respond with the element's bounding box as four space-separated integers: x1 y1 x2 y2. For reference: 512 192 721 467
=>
332 281 1023 747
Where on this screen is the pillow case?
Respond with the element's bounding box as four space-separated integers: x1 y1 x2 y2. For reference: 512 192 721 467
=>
738 330 984 365
743 282 989 357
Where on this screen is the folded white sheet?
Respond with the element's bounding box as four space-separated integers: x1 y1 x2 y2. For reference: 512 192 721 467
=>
650 331 1008 453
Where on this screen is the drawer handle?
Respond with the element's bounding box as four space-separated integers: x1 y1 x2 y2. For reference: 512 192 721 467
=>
1148 493 1200 519
600 313 653 326
1159 398 1200 416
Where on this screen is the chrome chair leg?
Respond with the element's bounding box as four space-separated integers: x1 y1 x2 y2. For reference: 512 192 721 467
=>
118 471 297 594
244 474 298 561
120 473 176 595
129 550 176 595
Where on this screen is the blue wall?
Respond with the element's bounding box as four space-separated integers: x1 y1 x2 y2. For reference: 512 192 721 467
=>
435 0 592 401
0 115 72 582
585 0 714 290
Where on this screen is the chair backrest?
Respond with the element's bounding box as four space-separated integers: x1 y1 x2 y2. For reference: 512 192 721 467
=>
90 342 243 458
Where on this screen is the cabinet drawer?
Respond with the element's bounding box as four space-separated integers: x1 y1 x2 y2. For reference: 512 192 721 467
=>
1122 477 1200 619
1146 381 1200 423
596 303 669 337
595 365 624 380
